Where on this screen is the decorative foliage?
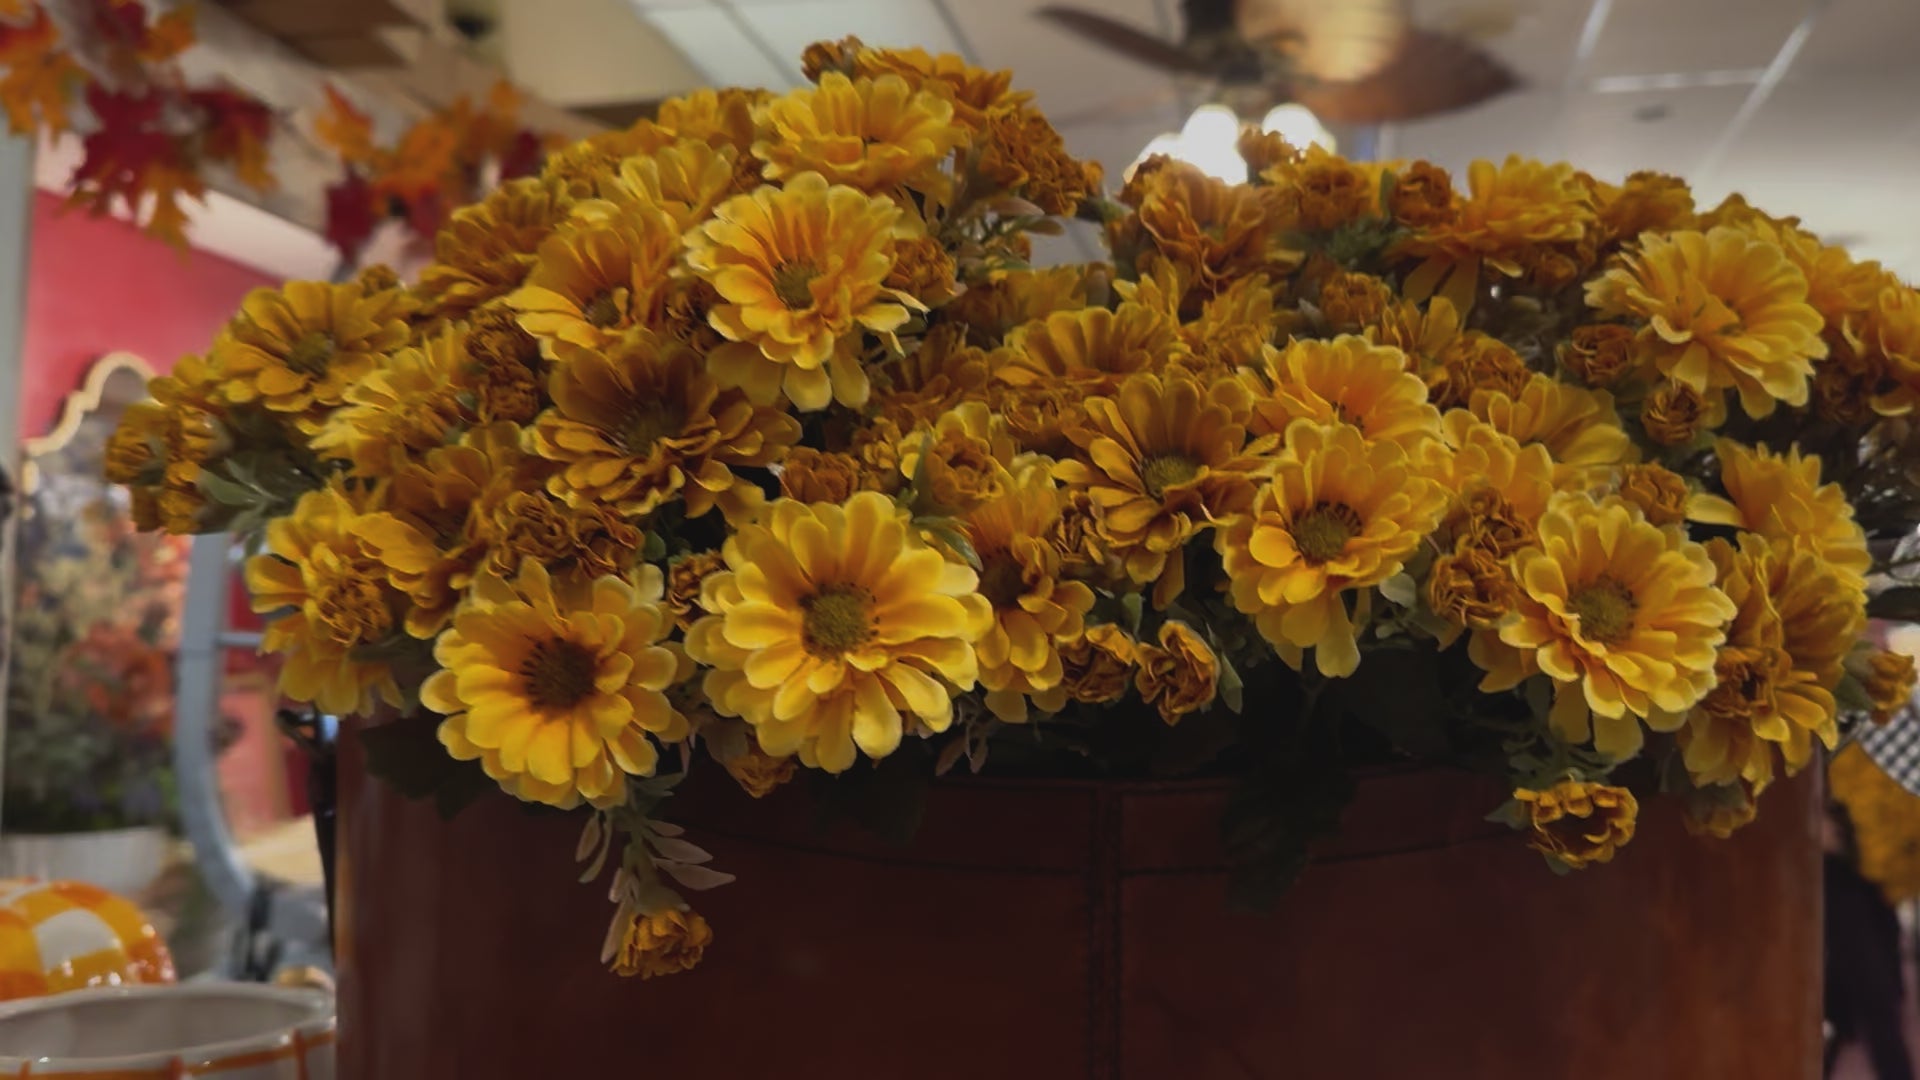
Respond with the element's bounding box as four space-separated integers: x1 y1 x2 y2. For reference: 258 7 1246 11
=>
0 0 275 247
113 36 1920 974
316 81 549 263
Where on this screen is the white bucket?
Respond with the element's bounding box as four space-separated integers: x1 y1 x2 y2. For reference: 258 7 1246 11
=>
0 984 334 1077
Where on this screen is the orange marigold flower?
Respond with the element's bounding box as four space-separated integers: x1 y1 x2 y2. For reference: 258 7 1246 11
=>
1559 323 1639 387
1862 649 1918 723
417 177 567 322
1267 144 1378 233
1616 463 1691 528
1514 781 1637 869
723 742 797 798
779 447 868 504
1058 624 1140 705
897 401 1018 516
1427 547 1518 630
1398 156 1596 313
1317 271 1394 335
1640 379 1714 446
1119 159 1293 291
1388 160 1456 228
1593 170 1695 244
885 233 960 307
1424 333 1532 410
977 102 1101 216
612 909 713 980
1134 620 1219 724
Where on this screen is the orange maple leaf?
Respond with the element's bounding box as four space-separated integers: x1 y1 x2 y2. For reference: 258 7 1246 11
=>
0 4 79 136
315 83 374 165
138 2 197 64
377 117 459 203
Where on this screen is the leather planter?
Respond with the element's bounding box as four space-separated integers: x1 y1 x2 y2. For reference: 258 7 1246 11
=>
334 725 1821 1079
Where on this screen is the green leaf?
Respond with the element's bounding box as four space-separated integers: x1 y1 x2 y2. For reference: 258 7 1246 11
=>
1378 573 1416 608
359 711 492 821
1484 798 1525 829
1222 757 1354 911
1835 672 1875 715
1217 654 1245 714
195 467 259 508
1322 648 1451 759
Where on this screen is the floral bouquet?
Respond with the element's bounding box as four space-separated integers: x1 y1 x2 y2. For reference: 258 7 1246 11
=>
109 37 1920 980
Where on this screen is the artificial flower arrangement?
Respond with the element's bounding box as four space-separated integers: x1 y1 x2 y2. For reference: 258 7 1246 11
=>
108 36 1920 980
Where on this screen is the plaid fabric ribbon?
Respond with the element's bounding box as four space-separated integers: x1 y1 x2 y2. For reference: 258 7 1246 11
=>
1856 705 1920 795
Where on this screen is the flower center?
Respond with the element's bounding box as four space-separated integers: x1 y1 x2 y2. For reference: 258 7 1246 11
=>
583 290 624 328
1568 576 1637 645
1293 501 1363 564
521 637 600 710
977 554 1027 610
285 331 336 376
621 400 685 452
801 584 876 656
1140 453 1200 499
311 574 392 647
771 261 821 310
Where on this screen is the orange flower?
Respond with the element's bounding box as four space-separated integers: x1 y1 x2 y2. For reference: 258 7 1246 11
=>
754 72 963 194
1245 335 1440 449
1134 620 1219 724
1515 781 1637 868
1398 156 1596 313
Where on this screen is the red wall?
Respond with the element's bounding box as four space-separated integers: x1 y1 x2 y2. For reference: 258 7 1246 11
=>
19 192 276 437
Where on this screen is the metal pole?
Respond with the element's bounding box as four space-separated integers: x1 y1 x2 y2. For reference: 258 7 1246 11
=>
0 133 38 839
174 533 256 916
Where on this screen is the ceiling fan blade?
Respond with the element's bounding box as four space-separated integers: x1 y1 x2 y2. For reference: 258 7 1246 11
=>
1045 82 1193 129
1238 0 1409 82
1035 7 1213 75
1287 29 1519 126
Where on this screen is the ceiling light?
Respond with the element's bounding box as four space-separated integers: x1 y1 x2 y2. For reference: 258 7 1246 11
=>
1127 102 1336 185
1260 104 1335 152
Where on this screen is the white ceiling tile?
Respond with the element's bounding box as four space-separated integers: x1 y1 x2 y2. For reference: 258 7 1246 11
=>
621 0 708 10
1557 85 1750 181
1384 90 1563 174
1584 0 1808 77
742 0 962 84
642 6 798 90
1792 0 1920 73
948 0 1186 133
1711 71 1920 185
1408 0 1589 88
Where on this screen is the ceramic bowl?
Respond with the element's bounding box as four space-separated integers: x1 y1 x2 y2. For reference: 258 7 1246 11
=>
0 984 333 1078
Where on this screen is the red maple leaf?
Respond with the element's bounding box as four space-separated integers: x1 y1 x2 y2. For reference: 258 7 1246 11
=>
190 85 274 191
323 169 379 262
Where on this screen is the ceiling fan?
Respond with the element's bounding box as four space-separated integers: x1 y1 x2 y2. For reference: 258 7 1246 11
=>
1037 0 1520 128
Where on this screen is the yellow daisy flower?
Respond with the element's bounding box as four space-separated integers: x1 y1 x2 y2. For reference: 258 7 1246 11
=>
212 278 410 431
591 137 743 230
1397 156 1597 313
417 177 569 323
962 461 1097 723
245 485 404 717
421 561 688 810
1687 439 1871 590
1497 492 1736 760
1217 421 1447 677
1584 226 1827 418
1869 281 1920 416
508 207 682 354
1677 535 1838 792
754 72 963 194
531 333 802 520
309 326 471 477
1052 371 1272 603
846 41 1026 130
997 302 1185 392
684 492 994 773
356 429 512 640
895 400 1018 516
1465 373 1635 480
1245 335 1441 449
684 172 919 410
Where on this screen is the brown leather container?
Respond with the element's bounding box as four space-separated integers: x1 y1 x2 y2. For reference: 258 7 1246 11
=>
334 726 1821 1079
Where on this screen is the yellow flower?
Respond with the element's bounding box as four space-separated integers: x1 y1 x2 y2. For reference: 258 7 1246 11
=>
244 485 403 717
1639 378 1716 446
685 492 993 773
1177 273 1286 373
1831 744 1920 902
593 137 743 230
1427 546 1518 630
611 909 713 980
1398 156 1596 313
884 233 961 308
976 101 1100 215
421 561 688 810
779 447 873 504
1466 373 1635 479
1869 282 1920 416
1856 647 1918 724
941 264 1093 343
1677 537 1838 790
356 426 519 639
532 333 800 520
1592 170 1695 245
1134 620 1219 724
1615 463 1690 528
1118 159 1293 291
723 742 797 799
1369 295 1465 369
1217 421 1447 676
1264 144 1379 233
1766 536 1867 693
1423 333 1532 411
1684 781 1759 839
963 462 1097 723
1496 492 1735 760
475 472 645 587
461 307 545 425
897 401 1018 516
1245 335 1440 448
1314 271 1394 335
417 177 568 323
1687 439 1871 590
1585 227 1826 418
1431 412 1557 557
998 302 1183 393
309 326 471 477
508 207 681 353
1052 372 1271 602
1387 160 1455 228
1058 624 1140 705
685 172 919 410
754 72 963 194
845 41 1025 130
1559 323 1640 388
1514 781 1637 869
212 279 410 431
665 550 726 632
